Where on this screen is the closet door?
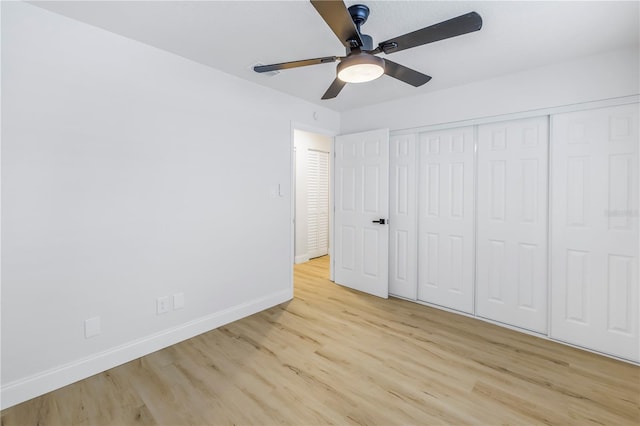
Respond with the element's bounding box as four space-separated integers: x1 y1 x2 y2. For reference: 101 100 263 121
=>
389 134 418 299
476 117 549 333
417 127 475 313
307 149 330 259
550 104 639 362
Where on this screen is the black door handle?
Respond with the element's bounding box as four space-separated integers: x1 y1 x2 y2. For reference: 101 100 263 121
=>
372 219 386 225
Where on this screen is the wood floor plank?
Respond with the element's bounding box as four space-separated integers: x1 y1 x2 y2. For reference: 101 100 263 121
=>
2 255 639 425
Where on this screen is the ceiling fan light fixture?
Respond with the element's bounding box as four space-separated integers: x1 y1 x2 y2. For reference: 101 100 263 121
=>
337 53 385 83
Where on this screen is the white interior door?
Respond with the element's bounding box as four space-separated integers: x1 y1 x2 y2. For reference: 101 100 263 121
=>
550 103 639 362
389 134 418 300
307 149 330 258
334 128 389 298
417 127 475 313
476 117 549 333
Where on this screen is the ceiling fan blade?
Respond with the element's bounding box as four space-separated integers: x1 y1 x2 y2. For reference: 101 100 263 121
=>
311 0 363 48
378 12 482 54
383 60 432 87
321 78 346 100
254 56 339 73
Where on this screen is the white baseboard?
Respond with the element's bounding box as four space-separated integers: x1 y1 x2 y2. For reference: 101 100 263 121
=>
294 254 309 264
1 289 292 410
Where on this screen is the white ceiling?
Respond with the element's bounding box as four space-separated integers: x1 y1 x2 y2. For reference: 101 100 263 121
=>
31 1 640 112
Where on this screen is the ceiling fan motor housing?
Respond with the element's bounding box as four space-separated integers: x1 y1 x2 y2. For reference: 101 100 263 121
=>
348 4 370 28
347 34 374 54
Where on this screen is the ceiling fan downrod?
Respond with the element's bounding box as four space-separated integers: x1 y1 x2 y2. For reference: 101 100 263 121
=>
347 4 374 51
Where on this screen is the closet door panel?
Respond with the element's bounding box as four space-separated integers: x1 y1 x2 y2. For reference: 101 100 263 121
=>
389 134 418 299
417 127 475 313
476 117 549 333
550 103 639 362
307 149 330 258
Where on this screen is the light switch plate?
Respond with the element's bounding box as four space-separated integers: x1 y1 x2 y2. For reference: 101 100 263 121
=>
85 316 101 338
173 292 185 310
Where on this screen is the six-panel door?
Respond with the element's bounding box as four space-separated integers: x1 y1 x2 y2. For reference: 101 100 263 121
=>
334 129 390 299
389 134 418 300
476 117 549 333
417 127 475 313
550 104 639 362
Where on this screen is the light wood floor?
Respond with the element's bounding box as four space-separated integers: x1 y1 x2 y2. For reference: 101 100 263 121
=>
2 256 639 425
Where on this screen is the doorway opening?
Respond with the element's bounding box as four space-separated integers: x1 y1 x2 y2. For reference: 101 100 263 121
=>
293 129 332 279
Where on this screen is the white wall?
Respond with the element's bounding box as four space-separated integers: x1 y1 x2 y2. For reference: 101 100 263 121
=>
1 2 339 409
293 130 332 263
341 47 639 133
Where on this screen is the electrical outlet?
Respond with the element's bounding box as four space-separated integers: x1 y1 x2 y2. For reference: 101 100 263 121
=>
157 296 171 314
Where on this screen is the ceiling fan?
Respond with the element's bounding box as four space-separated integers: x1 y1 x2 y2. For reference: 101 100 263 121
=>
253 0 483 100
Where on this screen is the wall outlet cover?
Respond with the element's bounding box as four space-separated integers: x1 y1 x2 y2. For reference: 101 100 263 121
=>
157 296 171 314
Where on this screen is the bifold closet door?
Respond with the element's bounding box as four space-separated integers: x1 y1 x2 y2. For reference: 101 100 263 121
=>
550 103 639 362
417 127 475 313
307 149 330 259
389 134 418 299
476 117 549 333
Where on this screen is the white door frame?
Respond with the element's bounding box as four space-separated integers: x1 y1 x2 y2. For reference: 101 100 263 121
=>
290 122 337 281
